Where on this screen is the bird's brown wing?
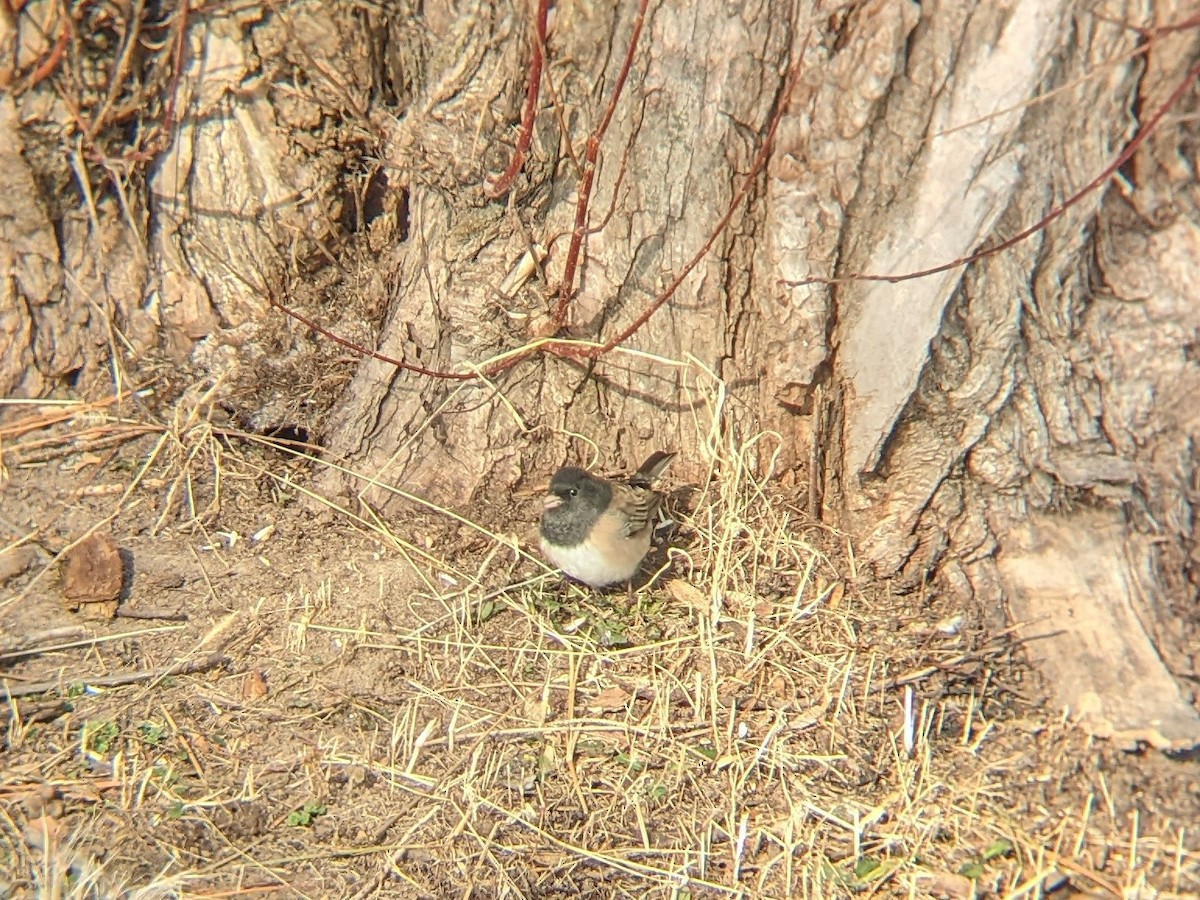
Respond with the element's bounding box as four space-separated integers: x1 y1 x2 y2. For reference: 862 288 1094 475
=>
610 483 665 537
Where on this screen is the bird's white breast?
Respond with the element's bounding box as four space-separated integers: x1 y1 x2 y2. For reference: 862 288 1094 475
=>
540 535 646 588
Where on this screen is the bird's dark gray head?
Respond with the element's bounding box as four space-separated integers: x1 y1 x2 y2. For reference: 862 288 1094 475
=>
540 467 612 545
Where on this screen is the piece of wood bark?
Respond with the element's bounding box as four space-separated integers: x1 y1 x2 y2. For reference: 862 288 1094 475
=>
60 533 123 620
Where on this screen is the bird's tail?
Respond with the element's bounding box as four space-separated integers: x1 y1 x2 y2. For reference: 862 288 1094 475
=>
629 450 676 486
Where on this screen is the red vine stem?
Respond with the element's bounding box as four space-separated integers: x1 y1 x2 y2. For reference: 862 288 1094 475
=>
551 0 651 325
589 47 808 356
484 0 551 199
277 16 1198 383
472 47 808 375
160 0 190 143
27 19 70 88
267 297 475 381
784 53 1200 290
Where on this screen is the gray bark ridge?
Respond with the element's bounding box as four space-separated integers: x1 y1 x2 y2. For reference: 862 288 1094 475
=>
828 0 1200 748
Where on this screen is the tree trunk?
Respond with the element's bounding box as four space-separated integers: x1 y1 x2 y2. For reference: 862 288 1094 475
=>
317 0 798 508
3 0 1197 746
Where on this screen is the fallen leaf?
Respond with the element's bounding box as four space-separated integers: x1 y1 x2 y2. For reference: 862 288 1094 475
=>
667 579 708 612
727 590 756 612
524 695 550 726
0 545 38 587
242 670 269 700
828 581 845 609
588 686 633 711
65 452 104 472
23 815 65 853
22 784 61 818
915 871 975 900
21 785 66 853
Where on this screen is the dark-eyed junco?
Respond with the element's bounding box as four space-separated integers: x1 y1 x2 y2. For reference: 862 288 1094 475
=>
539 451 676 588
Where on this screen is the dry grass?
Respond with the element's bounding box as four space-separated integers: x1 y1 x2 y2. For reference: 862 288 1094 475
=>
2 363 1199 899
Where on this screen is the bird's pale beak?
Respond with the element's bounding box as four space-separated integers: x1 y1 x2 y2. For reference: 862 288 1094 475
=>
542 494 563 511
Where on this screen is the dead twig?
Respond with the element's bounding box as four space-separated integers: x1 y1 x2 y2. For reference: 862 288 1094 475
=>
885 642 1012 689
0 651 229 699
113 606 189 623
0 623 187 663
0 626 92 659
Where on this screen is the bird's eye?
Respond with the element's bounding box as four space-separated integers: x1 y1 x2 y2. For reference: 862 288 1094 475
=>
568 488 578 497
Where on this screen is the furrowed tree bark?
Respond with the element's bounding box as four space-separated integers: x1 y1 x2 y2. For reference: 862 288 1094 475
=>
316 0 797 508
819 0 1200 749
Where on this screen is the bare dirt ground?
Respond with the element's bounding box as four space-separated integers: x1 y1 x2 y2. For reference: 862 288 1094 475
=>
2 388 1199 899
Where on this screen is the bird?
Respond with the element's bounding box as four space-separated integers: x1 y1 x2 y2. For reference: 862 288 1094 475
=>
539 451 677 588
